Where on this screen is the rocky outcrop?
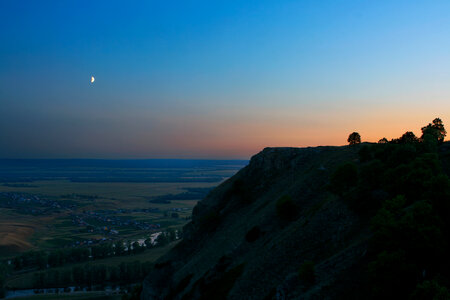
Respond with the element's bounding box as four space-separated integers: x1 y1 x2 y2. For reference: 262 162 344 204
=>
142 145 368 300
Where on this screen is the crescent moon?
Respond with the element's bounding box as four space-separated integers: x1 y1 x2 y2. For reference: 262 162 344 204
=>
91 76 95 83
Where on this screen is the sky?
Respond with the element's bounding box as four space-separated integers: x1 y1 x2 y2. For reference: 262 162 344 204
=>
1 1 449 159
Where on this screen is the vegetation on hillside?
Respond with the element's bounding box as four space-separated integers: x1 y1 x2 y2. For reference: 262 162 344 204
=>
331 118 450 298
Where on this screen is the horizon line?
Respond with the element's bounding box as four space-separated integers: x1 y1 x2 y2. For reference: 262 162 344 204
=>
0 157 250 161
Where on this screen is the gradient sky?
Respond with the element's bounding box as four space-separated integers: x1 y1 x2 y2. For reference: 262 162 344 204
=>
1 1 449 159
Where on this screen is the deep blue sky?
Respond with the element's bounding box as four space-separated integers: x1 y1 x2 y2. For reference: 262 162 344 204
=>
1 1 449 158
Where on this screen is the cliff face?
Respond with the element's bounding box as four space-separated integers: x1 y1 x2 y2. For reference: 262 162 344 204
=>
142 146 369 300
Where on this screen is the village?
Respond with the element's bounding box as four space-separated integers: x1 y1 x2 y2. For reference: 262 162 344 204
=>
0 192 188 249
0 192 73 214
69 209 162 234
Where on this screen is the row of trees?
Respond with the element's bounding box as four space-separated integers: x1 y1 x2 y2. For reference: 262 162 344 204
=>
0 263 6 298
12 229 178 271
32 260 152 288
347 118 447 146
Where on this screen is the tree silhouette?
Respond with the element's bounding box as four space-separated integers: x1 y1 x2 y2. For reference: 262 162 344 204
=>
421 118 446 143
378 138 388 144
399 131 419 144
348 132 361 145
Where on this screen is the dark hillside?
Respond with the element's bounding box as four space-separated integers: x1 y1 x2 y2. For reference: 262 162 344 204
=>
142 140 450 299
142 146 368 299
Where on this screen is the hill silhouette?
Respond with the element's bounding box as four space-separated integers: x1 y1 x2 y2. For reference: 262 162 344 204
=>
141 120 450 299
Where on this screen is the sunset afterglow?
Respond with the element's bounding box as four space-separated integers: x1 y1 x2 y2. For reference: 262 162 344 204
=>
1 1 449 158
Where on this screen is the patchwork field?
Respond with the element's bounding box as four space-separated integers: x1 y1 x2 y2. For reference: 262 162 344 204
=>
0 181 215 254
0 160 247 258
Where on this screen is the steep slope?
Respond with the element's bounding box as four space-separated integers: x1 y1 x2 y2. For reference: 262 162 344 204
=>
142 145 369 299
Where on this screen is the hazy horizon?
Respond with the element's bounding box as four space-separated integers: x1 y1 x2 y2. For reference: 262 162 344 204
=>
1 1 449 159
0 158 249 162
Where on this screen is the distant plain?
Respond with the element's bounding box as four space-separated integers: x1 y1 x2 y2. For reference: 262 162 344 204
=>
0 160 247 257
